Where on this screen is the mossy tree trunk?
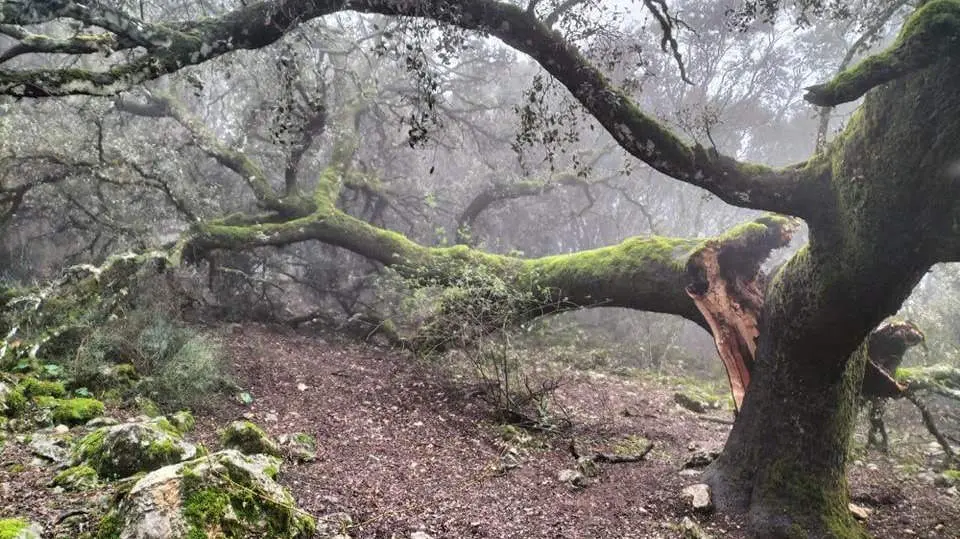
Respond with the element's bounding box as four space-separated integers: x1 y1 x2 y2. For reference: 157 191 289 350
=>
5 0 960 537
707 28 960 535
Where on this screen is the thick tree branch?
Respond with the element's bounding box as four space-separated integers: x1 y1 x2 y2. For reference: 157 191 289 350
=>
0 0 818 215
814 0 911 151
0 0 158 45
805 0 960 107
897 364 960 400
0 25 123 63
176 162 798 333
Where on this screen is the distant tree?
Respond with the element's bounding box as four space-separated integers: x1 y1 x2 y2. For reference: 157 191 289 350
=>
2 0 960 536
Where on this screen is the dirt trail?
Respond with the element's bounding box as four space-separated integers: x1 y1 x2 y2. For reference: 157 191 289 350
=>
0 323 955 538
190 324 959 539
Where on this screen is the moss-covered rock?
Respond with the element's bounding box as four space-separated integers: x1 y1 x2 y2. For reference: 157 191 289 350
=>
221 420 282 457
612 435 653 459
672 389 722 414
281 432 317 463
0 383 26 417
73 417 197 479
17 377 66 398
97 449 315 539
52 464 99 491
102 363 139 388
0 517 42 538
34 396 104 425
939 469 960 487
135 396 162 418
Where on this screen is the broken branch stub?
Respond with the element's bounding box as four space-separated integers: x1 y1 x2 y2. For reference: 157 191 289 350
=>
862 320 924 399
684 216 800 411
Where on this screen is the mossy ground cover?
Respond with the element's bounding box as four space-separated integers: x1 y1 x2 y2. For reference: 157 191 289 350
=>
34 396 104 425
0 518 32 539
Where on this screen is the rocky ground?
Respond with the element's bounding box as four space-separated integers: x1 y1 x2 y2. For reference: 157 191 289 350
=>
0 323 958 538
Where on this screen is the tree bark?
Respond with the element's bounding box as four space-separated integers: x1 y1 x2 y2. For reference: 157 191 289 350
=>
706 33 960 534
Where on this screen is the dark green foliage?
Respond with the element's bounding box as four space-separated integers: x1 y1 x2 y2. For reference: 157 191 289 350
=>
382 265 564 428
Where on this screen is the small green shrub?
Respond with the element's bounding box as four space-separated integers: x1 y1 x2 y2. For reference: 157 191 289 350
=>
148 333 225 411
381 265 565 428
72 309 228 411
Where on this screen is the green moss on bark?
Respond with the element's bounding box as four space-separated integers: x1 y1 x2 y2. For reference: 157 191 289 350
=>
759 459 866 539
806 0 960 107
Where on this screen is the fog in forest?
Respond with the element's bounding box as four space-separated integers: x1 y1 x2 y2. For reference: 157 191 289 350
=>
0 0 958 537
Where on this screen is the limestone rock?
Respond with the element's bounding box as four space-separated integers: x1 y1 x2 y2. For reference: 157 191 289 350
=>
279 432 317 463
97 449 315 539
557 468 588 489
86 416 119 428
28 431 72 465
679 516 713 539
72 417 197 479
576 456 601 478
52 464 99 491
848 503 872 521
683 449 720 469
681 483 714 513
221 420 282 457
